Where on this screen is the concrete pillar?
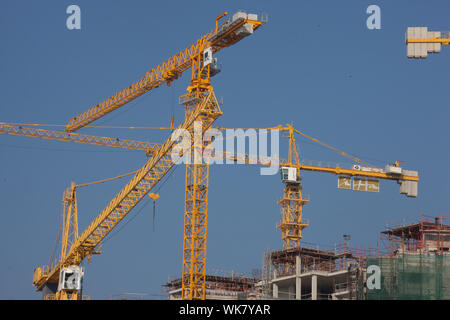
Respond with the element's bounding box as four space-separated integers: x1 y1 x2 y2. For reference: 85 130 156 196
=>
296 255 302 300
311 274 317 300
296 255 301 274
273 283 279 299
296 277 302 300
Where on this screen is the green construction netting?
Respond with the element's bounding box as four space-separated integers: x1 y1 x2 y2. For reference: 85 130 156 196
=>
365 254 450 300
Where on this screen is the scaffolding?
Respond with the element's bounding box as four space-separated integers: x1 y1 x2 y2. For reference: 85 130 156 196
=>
164 271 260 300
366 254 450 300
381 214 450 256
270 241 378 278
269 241 379 300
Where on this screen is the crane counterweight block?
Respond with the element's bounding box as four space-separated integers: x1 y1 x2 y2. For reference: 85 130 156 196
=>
398 169 419 198
406 27 449 58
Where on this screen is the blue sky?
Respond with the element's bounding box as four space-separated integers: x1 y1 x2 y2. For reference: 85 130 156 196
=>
0 0 449 299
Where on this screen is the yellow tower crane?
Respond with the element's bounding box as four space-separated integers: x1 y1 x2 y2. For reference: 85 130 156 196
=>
272 124 419 250
406 27 450 58
26 11 267 300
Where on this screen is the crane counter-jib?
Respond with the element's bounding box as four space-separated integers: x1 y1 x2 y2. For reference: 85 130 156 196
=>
295 164 419 182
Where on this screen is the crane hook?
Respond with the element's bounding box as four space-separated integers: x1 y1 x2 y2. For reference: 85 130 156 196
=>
148 193 159 232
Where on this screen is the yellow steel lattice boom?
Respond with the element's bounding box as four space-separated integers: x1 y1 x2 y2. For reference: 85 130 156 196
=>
66 12 265 132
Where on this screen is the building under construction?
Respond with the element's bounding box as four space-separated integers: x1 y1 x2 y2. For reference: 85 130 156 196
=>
261 242 375 300
257 214 450 300
162 214 450 300
366 214 450 299
162 242 374 300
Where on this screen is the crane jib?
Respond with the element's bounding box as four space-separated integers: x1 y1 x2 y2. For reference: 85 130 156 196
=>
65 17 265 133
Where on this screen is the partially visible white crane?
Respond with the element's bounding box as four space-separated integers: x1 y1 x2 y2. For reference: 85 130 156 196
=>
406 27 449 58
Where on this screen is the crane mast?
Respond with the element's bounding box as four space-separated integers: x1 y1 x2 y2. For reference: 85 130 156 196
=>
56 182 82 300
278 125 308 249
179 52 221 299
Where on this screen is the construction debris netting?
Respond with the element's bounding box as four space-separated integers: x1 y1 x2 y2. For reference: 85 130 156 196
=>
366 254 450 300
